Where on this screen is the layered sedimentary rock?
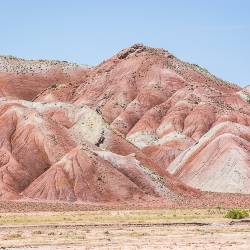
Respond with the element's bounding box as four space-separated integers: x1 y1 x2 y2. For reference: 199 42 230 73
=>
168 122 250 193
0 99 193 202
35 44 249 194
0 56 90 100
0 44 249 204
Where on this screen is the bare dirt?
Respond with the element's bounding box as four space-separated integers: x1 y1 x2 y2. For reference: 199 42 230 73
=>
1 209 250 249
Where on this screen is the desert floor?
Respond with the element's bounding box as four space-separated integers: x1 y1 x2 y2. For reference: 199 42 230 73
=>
1 208 250 249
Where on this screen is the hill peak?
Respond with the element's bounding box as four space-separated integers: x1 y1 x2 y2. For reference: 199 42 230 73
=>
116 43 172 60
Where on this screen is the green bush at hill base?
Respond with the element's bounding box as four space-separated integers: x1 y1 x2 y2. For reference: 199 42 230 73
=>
225 209 249 219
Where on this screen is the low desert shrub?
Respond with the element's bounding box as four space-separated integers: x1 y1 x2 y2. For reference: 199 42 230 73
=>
50 83 57 88
225 209 249 219
4 233 22 240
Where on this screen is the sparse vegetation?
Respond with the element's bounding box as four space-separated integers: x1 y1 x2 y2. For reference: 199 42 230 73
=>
225 209 249 219
1 209 250 248
0 208 241 226
50 83 58 88
48 232 56 235
4 233 22 240
129 231 148 237
32 230 43 235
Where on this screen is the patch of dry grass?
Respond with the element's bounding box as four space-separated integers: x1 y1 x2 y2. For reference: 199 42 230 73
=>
0 208 238 226
3 233 22 240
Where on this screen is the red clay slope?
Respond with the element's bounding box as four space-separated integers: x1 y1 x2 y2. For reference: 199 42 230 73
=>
0 44 249 207
35 44 250 194
0 99 195 203
0 55 90 100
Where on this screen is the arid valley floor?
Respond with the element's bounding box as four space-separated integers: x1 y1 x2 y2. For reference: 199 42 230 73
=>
1 208 250 249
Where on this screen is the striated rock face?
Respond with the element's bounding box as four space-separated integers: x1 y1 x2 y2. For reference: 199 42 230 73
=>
168 122 250 193
35 44 249 194
0 99 194 202
0 44 249 205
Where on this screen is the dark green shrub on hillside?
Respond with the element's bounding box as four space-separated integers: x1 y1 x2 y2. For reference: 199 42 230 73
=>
50 83 57 88
225 209 249 219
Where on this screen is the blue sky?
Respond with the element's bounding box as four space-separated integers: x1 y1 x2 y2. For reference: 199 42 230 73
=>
0 0 249 86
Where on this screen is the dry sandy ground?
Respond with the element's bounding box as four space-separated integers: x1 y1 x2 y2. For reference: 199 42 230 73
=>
0 209 250 249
